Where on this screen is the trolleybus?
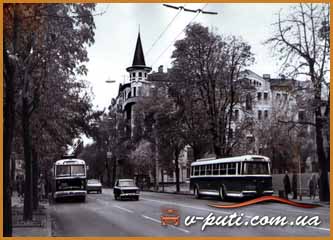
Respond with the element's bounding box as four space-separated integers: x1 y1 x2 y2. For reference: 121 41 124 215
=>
190 155 273 200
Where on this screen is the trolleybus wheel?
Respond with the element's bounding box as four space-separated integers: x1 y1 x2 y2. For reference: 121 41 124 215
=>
219 186 226 201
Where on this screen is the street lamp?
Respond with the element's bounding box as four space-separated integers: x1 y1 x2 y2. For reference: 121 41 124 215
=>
106 80 116 84
105 80 117 186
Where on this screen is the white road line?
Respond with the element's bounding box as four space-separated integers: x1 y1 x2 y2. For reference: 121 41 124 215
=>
113 205 134 213
141 215 190 234
306 226 330 231
142 215 161 224
141 197 231 215
170 225 190 233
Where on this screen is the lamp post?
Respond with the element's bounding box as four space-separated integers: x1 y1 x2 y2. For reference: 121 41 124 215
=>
105 80 117 186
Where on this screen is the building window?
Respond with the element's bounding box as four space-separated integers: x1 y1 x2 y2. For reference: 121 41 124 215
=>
132 72 136 78
246 94 252 110
133 87 136 97
299 110 305 121
138 72 142 77
283 93 288 100
257 92 262 101
264 92 268 100
144 72 147 78
258 110 262 120
276 93 281 99
234 109 239 121
264 110 268 119
137 86 141 96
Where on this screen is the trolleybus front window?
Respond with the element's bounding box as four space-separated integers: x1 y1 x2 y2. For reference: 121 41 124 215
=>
56 165 71 177
71 165 85 176
243 162 269 175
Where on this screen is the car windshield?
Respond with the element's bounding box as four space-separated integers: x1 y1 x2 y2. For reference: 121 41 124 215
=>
243 161 269 175
88 179 100 184
119 180 136 187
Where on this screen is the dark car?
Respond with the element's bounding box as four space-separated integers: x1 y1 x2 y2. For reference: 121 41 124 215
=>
113 179 140 200
87 179 102 194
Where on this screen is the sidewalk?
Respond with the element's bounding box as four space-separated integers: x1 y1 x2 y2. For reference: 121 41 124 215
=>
12 192 52 236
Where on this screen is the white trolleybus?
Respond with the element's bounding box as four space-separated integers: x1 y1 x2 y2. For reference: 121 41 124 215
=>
52 158 87 202
190 155 274 200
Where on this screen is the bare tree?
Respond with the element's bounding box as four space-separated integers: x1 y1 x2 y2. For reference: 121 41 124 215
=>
266 3 330 201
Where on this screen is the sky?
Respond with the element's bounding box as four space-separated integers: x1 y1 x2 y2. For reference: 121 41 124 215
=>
85 3 295 111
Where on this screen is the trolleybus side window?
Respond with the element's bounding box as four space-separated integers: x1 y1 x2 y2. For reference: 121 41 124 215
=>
238 162 242 175
199 165 205 176
194 166 199 176
227 163 236 175
212 164 219 175
220 163 226 175
206 164 212 175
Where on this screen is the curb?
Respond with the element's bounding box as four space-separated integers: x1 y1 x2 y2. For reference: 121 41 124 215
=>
45 202 52 236
142 190 192 196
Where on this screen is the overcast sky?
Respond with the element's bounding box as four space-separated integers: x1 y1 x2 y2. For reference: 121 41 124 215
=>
85 3 295 110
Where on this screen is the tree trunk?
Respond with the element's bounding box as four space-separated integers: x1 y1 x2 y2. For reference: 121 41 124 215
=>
3 48 15 237
112 156 117 186
32 148 39 210
315 106 330 201
23 98 33 221
174 148 180 193
161 169 165 192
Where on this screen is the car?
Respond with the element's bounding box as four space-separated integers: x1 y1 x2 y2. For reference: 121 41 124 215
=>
113 179 140 200
87 179 102 194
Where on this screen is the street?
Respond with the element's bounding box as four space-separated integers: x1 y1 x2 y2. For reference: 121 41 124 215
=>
50 189 330 236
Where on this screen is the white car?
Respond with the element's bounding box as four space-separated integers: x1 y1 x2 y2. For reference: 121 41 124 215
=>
87 179 102 194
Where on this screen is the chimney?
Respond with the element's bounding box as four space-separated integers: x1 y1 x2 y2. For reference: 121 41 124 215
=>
263 74 271 80
158 65 163 73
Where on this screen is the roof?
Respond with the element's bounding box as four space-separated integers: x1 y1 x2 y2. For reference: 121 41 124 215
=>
191 155 270 166
132 33 146 66
126 32 152 72
55 159 86 165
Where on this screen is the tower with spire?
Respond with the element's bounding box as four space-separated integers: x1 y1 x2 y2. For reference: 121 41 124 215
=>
117 32 152 137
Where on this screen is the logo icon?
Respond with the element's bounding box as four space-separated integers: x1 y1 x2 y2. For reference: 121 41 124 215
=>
160 208 180 226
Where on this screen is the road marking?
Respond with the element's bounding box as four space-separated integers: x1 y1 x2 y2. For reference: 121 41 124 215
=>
306 226 330 231
141 215 190 234
142 215 161 224
170 225 190 233
113 205 134 213
141 197 231 215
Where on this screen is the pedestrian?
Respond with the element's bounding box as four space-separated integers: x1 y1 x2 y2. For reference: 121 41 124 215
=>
19 177 25 198
283 171 291 199
309 174 317 200
292 171 297 199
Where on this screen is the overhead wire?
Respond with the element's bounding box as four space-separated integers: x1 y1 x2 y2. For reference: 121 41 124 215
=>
145 5 186 56
150 3 208 68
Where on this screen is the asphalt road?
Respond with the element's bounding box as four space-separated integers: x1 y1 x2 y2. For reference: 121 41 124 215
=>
50 188 330 236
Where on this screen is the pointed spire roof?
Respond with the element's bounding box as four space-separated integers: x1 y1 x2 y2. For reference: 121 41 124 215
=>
126 32 152 72
132 33 146 66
